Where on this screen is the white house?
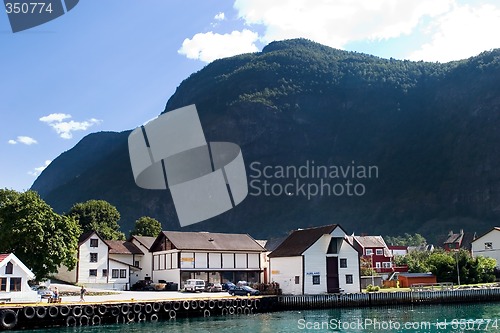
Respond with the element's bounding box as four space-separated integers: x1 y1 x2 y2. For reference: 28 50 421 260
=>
269 224 361 295
0 253 39 303
150 231 266 288
471 227 500 267
128 235 156 283
55 231 144 290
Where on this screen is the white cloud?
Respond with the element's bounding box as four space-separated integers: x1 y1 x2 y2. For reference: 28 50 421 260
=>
28 160 51 177
40 113 102 139
214 12 225 21
408 3 500 62
178 29 259 63
8 136 38 145
233 0 453 48
39 113 72 123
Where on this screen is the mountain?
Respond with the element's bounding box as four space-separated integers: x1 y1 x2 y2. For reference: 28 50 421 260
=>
31 39 500 243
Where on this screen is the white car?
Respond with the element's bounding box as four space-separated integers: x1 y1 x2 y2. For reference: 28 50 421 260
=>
184 279 205 292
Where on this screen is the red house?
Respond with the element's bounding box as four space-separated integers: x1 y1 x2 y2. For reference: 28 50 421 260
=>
347 235 394 274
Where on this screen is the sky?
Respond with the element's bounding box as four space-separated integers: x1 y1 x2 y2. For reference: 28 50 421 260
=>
1 0 500 191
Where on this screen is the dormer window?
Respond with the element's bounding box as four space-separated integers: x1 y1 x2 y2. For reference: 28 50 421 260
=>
5 262 13 274
327 238 339 254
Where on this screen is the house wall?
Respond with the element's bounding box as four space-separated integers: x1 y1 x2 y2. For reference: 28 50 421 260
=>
269 256 303 295
77 236 109 285
130 239 153 282
54 264 77 284
472 230 500 267
0 259 32 293
108 260 130 290
337 239 361 293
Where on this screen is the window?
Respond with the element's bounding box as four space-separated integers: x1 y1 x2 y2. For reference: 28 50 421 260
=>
346 275 353 284
112 269 119 278
365 249 373 255
102 269 108 277
120 269 127 278
10 277 21 291
339 258 347 268
90 238 98 247
0 278 6 291
485 242 493 250
312 275 320 285
5 262 13 274
295 276 300 284
134 261 140 267
383 262 392 268
375 262 381 268
376 249 383 255
327 238 339 254
89 269 97 277
90 253 98 263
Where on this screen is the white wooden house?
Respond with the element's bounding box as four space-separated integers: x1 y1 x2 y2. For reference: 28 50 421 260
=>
0 253 39 303
472 227 500 267
269 224 360 295
150 231 266 288
55 231 144 290
128 235 156 283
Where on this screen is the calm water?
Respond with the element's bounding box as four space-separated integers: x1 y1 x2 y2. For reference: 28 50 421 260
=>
14 302 500 333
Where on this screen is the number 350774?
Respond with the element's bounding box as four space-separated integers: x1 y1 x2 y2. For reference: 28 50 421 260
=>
5 2 53 14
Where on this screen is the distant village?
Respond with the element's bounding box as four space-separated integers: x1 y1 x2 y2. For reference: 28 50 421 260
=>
3 223 500 301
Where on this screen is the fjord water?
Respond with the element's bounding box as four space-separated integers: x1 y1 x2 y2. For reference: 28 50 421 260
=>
16 302 500 333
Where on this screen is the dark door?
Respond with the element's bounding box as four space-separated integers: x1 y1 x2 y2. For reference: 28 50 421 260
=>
326 257 340 293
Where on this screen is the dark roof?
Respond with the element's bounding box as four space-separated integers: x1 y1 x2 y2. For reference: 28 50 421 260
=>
268 224 341 258
260 236 288 252
105 240 144 255
129 235 156 250
152 231 265 252
78 230 100 244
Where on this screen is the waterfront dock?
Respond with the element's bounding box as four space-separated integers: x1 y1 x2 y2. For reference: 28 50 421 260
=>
2 287 500 330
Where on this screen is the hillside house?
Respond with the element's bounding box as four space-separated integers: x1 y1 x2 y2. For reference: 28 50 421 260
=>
443 230 476 251
268 224 360 295
0 253 39 303
347 235 395 275
471 227 500 267
55 231 144 290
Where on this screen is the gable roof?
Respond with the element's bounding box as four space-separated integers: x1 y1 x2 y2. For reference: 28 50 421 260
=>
151 231 265 252
78 230 107 245
472 227 500 243
268 224 341 258
129 235 156 250
105 240 144 255
0 253 35 279
349 235 392 257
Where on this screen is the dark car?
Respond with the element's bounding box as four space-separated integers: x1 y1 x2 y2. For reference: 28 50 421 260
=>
222 282 236 291
131 280 155 291
228 285 260 296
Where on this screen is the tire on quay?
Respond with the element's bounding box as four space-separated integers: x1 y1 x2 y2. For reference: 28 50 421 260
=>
23 306 35 319
72 306 83 317
79 315 89 326
144 303 153 314
190 300 198 310
97 305 107 316
48 306 59 318
169 310 176 319
203 309 211 317
36 306 47 319
83 305 94 317
65 316 77 327
152 302 161 313
0 309 18 330
121 303 130 315
150 313 159 322
163 301 172 312
92 315 101 326
173 301 181 311
59 305 71 317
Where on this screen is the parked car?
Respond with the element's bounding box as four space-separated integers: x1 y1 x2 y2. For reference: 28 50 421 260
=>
31 285 54 298
222 282 236 291
228 285 260 296
130 280 155 291
184 279 205 292
205 283 222 292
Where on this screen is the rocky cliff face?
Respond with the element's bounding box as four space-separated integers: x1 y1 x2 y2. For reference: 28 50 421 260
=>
31 39 500 242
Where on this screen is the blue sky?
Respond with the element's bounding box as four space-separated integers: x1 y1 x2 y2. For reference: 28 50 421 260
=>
1 0 500 191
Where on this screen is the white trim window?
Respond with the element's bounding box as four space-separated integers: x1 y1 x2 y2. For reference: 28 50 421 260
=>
365 249 373 255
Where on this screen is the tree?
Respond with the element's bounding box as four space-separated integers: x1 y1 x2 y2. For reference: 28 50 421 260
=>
131 216 162 237
0 189 80 280
385 233 427 246
68 200 125 240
